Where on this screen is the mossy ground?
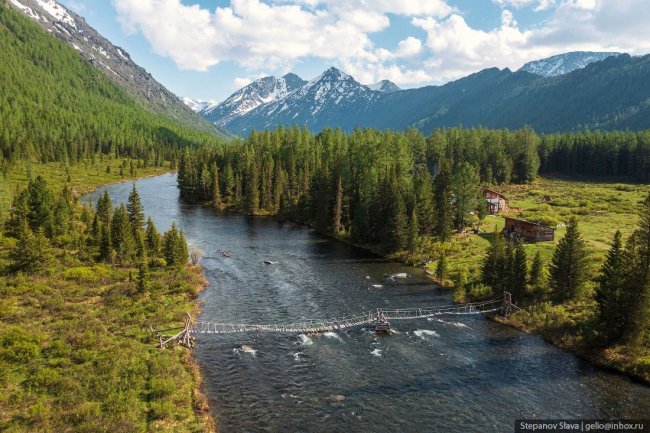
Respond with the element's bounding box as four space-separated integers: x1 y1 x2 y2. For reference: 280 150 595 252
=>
0 161 215 432
425 176 650 383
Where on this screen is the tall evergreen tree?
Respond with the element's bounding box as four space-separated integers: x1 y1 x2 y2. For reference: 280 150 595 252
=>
451 162 480 230
528 251 545 298
511 245 528 303
96 190 112 226
126 183 145 232
433 160 453 241
407 209 419 254
145 217 160 256
595 231 627 343
550 217 589 300
111 204 135 263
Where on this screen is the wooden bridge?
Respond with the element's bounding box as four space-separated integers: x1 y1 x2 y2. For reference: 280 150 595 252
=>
155 293 513 348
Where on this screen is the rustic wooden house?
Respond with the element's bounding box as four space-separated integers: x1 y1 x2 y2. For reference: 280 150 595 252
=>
482 188 507 214
503 217 555 242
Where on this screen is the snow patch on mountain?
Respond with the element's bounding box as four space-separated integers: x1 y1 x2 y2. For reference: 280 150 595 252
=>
10 0 41 21
368 80 401 93
35 0 76 28
182 97 215 113
520 51 623 77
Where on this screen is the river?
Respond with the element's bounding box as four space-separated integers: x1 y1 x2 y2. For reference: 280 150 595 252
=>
86 173 650 433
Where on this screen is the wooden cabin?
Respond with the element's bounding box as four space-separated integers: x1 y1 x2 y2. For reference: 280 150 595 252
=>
503 217 555 242
482 188 508 214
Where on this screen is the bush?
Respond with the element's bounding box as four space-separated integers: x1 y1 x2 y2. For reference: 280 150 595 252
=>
63 267 98 282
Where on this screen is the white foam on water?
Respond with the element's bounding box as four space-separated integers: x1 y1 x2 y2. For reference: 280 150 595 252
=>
323 332 343 341
429 318 471 329
293 352 303 360
370 284 383 289
298 334 313 346
370 348 382 357
414 329 440 339
233 345 257 357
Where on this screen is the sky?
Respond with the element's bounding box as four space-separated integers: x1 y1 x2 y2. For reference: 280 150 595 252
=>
60 0 650 102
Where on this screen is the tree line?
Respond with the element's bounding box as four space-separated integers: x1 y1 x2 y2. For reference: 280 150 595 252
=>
0 5 221 171
5 176 190 286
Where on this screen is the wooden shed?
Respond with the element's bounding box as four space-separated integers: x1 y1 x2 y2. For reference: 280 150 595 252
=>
503 217 555 242
482 188 508 214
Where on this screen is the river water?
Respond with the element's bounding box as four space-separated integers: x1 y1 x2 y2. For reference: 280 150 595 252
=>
86 174 650 433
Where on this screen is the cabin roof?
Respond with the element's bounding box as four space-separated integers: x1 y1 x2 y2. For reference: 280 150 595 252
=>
504 216 555 230
481 187 507 199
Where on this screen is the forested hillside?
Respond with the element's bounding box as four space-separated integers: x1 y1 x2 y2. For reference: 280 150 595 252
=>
0 4 221 167
177 126 650 249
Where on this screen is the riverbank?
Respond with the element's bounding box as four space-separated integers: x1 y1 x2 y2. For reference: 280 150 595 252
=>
0 166 217 432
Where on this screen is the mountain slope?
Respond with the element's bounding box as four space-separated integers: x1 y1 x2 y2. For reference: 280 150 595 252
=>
0 3 220 163
199 73 307 127
7 0 225 136
520 51 622 77
209 54 650 135
225 67 381 134
368 80 400 93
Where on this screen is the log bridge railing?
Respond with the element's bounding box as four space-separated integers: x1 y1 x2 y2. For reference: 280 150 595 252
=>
154 293 514 348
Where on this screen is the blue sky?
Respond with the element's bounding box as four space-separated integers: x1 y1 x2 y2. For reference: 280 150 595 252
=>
60 0 650 102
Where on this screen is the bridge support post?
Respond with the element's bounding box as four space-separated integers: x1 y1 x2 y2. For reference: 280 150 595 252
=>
502 292 513 318
157 313 195 349
372 309 391 334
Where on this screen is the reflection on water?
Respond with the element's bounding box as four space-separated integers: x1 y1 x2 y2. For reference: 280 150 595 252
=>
86 174 650 433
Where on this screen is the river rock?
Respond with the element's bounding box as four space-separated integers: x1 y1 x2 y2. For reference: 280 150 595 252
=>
326 394 346 403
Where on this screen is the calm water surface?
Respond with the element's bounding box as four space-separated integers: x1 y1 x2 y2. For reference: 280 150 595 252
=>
86 174 650 433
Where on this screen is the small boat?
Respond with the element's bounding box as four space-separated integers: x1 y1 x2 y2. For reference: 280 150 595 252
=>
263 260 278 265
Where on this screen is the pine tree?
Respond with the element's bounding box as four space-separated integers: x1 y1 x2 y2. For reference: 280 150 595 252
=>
433 160 453 241
414 169 435 236
163 222 179 266
126 183 145 231
595 231 627 343
99 223 111 262
136 258 150 293
482 230 506 290
511 245 528 303
245 161 260 215
26 176 54 235
451 162 480 230
407 209 419 254
11 220 53 271
145 217 160 256
331 176 343 235
436 253 448 283
528 251 546 298
111 204 135 263
211 163 223 210
96 189 112 225
550 217 589 300
177 230 189 266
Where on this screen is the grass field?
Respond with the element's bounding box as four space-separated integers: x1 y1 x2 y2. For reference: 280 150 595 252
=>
0 159 170 220
433 176 650 283
0 161 216 432
426 175 650 383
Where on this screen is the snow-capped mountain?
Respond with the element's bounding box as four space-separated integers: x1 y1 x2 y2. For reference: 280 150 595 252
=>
199 74 307 126
519 51 622 77
182 97 215 113
8 0 219 134
368 80 401 93
225 67 382 134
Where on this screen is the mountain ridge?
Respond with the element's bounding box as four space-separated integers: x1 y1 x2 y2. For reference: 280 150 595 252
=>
7 0 226 136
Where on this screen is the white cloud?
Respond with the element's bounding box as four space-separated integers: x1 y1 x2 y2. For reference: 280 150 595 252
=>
233 77 253 88
113 0 650 88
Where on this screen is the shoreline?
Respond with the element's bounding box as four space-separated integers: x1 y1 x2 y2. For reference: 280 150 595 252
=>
83 172 219 432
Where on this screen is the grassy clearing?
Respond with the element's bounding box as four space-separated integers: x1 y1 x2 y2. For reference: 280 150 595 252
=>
0 158 170 219
0 163 216 432
425 176 650 383
430 176 650 283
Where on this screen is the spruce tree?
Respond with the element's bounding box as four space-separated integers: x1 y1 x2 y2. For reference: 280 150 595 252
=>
136 258 150 293
511 245 528 303
407 209 419 254
436 253 448 283
595 231 626 343
145 217 160 256
96 189 112 226
99 223 111 262
111 204 135 263
177 230 189 266
550 217 589 300
211 163 223 210
481 230 506 291
331 176 343 235
528 251 545 298
433 160 453 241
11 220 53 271
414 169 435 236
451 162 480 230
126 183 145 231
